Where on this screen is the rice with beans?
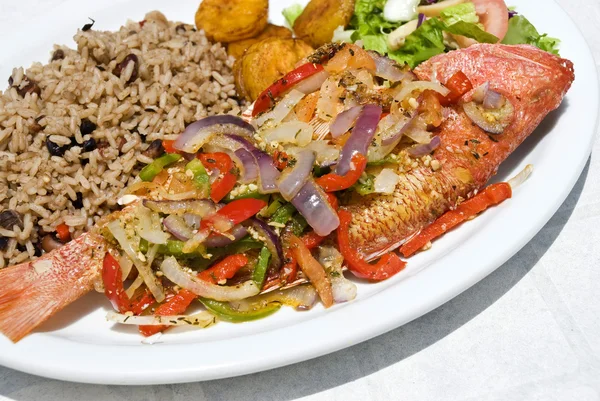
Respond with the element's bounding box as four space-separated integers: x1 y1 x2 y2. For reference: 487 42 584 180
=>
0 11 242 268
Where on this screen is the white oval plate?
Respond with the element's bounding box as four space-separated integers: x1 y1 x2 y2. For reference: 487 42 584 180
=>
0 0 596 385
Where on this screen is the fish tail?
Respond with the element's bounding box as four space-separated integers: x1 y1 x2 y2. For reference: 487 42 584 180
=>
0 233 107 342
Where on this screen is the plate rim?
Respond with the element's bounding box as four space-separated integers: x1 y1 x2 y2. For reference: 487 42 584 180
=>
0 0 597 385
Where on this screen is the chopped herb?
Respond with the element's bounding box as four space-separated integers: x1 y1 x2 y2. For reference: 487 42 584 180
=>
482 151 489 156
469 139 481 144
464 140 469 146
488 135 499 143
349 48 355 56
471 151 480 160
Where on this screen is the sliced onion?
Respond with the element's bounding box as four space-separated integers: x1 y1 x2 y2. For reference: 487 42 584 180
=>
508 164 534 189
143 199 216 217
381 113 414 146
277 149 316 201
163 214 194 241
373 168 400 194
107 220 165 302
202 136 259 184
226 135 280 194
368 51 410 82
125 276 144 299
161 257 259 301
249 217 284 269
259 285 318 310
182 229 210 253
408 135 441 157
404 126 432 144
254 89 305 128
463 100 514 135
291 179 340 236
173 115 255 153
183 213 202 230
483 89 505 110
303 140 340 166
106 310 215 327
395 80 450 104
234 148 259 184
329 106 363 138
119 253 134 281
204 225 248 248
335 104 382 176
263 121 313 147
293 70 329 94
134 205 169 245
317 246 356 304
472 82 489 103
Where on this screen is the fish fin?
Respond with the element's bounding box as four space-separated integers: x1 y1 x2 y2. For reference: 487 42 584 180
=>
0 233 106 342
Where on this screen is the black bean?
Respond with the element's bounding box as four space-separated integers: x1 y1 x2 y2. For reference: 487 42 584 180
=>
82 137 97 152
142 139 165 159
17 79 41 98
81 158 89 166
112 54 139 84
8 76 13 86
46 138 67 157
17 243 26 252
33 241 43 257
51 49 65 61
0 237 7 251
175 24 187 34
80 118 97 136
0 210 24 230
72 192 84 209
96 65 106 71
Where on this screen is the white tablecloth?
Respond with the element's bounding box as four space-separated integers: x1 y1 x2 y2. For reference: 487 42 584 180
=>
1 0 599 399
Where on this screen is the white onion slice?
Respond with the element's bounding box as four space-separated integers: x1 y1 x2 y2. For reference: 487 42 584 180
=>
254 90 305 127
134 205 169 245
106 310 216 327
395 80 450 104
293 70 329 94
508 164 534 189
160 257 259 301
107 220 165 302
119 253 134 281
263 121 313 147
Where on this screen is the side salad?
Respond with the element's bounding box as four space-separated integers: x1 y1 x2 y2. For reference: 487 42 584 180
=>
284 0 560 68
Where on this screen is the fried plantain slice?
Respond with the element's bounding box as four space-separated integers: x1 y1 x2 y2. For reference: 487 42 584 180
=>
195 0 268 43
227 24 293 59
293 0 356 48
234 38 314 101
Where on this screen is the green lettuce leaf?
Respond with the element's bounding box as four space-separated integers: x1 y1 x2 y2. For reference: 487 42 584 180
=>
388 19 446 68
440 3 499 43
282 3 304 27
350 0 400 36
501 15 560 55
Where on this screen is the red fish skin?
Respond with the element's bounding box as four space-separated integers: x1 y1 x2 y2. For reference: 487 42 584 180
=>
0 233 108 342
415 44 575 187
347 44 574 258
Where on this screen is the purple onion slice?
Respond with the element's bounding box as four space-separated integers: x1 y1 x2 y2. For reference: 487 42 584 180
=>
277 149 316 201
248 217 284 269
173 115 255 153
291 179 340 237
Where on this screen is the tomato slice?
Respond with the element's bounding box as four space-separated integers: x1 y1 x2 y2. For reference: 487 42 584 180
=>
439 71 473 106
473 0 509 41
252 63 325 117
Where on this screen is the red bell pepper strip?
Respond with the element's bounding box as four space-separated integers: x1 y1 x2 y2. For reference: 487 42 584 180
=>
56 223 71 242
129 290 155 315
439 71 473 106
337 210 406 281
400 182 512 257
301 231 326 250
252 63 325 117
325 192 339 211
139 254 248 336
102 253 132 313
316 153 367 192
217 198 267 225
198 152 237 203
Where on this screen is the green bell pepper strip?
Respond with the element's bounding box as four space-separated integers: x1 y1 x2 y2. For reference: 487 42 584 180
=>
289 213 309 237
199 298 281 322
269 203 296 225
158 240 208 259
185 158 210 196
260 195 285 218
139 153 182 182
252 246 271 288
224 190 269 203
139 238 149 253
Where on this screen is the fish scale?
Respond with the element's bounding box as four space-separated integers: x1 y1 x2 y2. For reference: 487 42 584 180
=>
345 44 574 259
